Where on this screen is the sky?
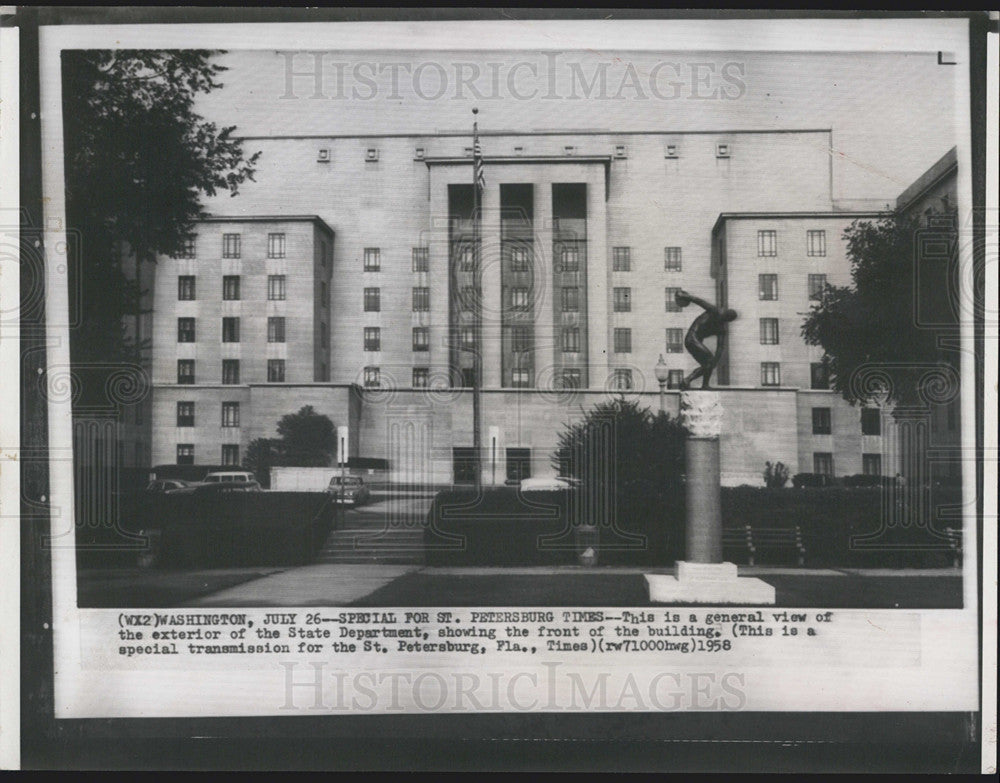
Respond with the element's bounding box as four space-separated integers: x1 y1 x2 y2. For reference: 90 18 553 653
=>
195 47 959 204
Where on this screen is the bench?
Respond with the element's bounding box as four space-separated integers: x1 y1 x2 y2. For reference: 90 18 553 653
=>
722 524 806 566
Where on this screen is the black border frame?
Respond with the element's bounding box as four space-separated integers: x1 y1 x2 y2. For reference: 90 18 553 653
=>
11 6 992 772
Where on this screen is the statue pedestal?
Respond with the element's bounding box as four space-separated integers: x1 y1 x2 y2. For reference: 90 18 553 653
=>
645 391 776 605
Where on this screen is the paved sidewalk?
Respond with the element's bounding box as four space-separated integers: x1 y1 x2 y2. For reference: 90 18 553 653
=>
185 564 420 607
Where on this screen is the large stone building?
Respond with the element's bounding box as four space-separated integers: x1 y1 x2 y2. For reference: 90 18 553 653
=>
142 130 955 486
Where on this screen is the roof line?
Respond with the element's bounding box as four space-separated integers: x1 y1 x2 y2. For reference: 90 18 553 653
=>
202 214 335 235
235 128 833 142
711 210 888 235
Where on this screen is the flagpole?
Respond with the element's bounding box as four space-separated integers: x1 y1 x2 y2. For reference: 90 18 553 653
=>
471 107 483 492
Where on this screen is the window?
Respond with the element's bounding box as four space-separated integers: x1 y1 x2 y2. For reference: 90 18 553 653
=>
559 245 580 272
267 359 285 382
177 317 195 343
757 230 777 257
613 369 633 391
412 287 430 311
267 317 285 343
222 317 240 342
812 407 832 435
562 327 580 353
807 229 827 257
321 241 331 267
664 287 682 312
510 287 529 310
461 326 476 348
509 246 529 271
761 362 781 386
665 328 684 353
613 287 631 312
412 327 429 352
613 328 631 353
561 287 580 312
561 368 581 389
320 281 328 308
716 143 730 158
460 286 480 312
267 232 286 259
222 233 241 258
808 273 827 301
177 276 195 300
175 237 196 259
510 326 531 353
861 408 881 436
810 362 830 390
221 445 240 466
506 448 532 482
363 287 380 312
364 327 381 352
759 274 778 300
612 247 631 272
177 360 195 385
511 369 531 388
664 246 682 271
221 402 240 428
759 318 779 345
364 366 381 387
223 275 241 300
667 370 684 389
862 453 882 476
456 245 474 271
363 247 381 271
222 359 240 385
412 247 429 272
320 323 328 348
461 368 476 388
176 402 194 427
176 444 194 465
813 452 834 476
267 275 286 301
412 367 429 388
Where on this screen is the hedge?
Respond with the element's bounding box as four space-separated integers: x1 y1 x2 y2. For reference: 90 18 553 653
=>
76 490 335 568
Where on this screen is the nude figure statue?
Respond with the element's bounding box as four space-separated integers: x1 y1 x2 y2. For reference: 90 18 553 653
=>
674 289 738 390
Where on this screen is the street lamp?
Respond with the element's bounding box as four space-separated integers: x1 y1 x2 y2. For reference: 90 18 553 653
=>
654 354 670 413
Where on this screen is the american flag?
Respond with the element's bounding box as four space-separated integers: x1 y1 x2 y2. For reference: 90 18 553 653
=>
473 120 485 192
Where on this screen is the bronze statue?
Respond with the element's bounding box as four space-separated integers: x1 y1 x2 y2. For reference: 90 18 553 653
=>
675 289 738 390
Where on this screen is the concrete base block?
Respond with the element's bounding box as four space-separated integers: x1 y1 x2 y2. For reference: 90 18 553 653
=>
645 562 776 605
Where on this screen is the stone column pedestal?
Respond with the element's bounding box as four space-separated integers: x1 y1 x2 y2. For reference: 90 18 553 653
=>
645 391 776 604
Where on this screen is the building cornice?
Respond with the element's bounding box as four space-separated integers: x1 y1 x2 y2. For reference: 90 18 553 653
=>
200 214 335 236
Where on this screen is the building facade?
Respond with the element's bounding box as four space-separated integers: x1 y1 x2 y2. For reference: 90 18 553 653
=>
143 130 953 485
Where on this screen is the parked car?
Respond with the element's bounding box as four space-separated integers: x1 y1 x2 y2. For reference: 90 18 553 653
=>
191 480 263 495
519 476 577 492
144 479 193 494
203 470 256 484
327 475 371 506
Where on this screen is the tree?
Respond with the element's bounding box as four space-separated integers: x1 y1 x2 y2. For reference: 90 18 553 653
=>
243 438 282 487
62 50 261 376
801 215 957 409
276 406 336 467
553 397 687 563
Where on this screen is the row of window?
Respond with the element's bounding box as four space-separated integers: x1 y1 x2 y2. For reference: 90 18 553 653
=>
176 401 242 427
813 453 883 477
178 275 292 302
611 246 683 272
174 233 287 260
176 359 286 384
756 229 827 257
176 443 240 466
177 317 288 343
811 406 882 435
758 273 829 301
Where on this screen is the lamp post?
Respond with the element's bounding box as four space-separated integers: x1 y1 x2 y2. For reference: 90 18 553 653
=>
654 354 669 413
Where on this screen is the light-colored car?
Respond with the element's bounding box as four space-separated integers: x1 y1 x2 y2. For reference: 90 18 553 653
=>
327 475 371 506
519 476 577 492
144 479 193 494
203 471 256 484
